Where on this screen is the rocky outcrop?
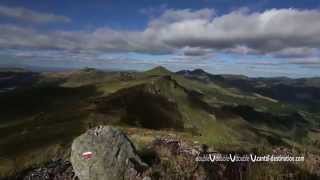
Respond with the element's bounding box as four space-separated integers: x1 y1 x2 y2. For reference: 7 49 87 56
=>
7 134 320 180
12 159 75 180
70 126 149 180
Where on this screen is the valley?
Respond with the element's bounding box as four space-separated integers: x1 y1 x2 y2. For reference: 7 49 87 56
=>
0 66 320 179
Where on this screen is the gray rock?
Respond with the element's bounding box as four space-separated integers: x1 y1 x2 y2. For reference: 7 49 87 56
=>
13 159 75 180
71 126 148 180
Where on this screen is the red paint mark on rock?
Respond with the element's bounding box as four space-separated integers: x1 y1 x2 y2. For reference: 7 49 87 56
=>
82 151 93 160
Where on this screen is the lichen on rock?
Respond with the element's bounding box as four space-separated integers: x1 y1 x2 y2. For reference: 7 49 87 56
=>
70 126 148 180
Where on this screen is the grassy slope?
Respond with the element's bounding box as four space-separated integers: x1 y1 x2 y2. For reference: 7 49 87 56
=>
0 84 99 175
0 67 319 177
0 70 149 176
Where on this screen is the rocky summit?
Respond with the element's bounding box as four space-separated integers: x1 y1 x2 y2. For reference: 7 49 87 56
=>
70 126 149 180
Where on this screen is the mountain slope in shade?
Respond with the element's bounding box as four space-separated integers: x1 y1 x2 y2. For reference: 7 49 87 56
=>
0 67 319 178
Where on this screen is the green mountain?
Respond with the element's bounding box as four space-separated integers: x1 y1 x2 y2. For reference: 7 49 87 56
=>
0 67 319 179
144 66 172 76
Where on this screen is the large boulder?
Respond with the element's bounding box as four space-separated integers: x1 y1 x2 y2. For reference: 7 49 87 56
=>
70 126 148 180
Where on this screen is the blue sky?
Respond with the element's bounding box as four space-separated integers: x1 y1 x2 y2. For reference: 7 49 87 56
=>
0 0 320 77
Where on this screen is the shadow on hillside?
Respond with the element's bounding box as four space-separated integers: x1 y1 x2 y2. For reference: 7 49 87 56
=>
94 85 184 130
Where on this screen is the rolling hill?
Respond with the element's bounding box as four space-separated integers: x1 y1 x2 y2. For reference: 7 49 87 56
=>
0 67 319 179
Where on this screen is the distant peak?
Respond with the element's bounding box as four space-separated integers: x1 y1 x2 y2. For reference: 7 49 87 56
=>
151 66 169 71
0 67 28 73
81 67 97 72
192 69 206 74
145 66 171 75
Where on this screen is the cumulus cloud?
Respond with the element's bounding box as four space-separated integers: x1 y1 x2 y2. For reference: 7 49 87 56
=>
0 25 78 49
0 5 70 23
148 8 215 28
288 57 320 65
1 8 320 59
271 47 318 58
0 25 172 54
179 46 213 56
223 45 259 55
153 8 320 56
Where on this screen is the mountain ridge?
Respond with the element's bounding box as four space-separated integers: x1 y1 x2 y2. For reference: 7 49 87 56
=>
0 67 320 179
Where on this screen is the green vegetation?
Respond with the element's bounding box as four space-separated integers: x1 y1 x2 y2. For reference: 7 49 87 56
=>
0 67 319 178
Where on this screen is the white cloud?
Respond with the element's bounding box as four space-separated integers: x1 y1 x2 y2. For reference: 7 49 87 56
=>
1 8 320 59
288 57 320 65
152 8 320 55
0 5 70 23
271 47 318 58
179 46 213 56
